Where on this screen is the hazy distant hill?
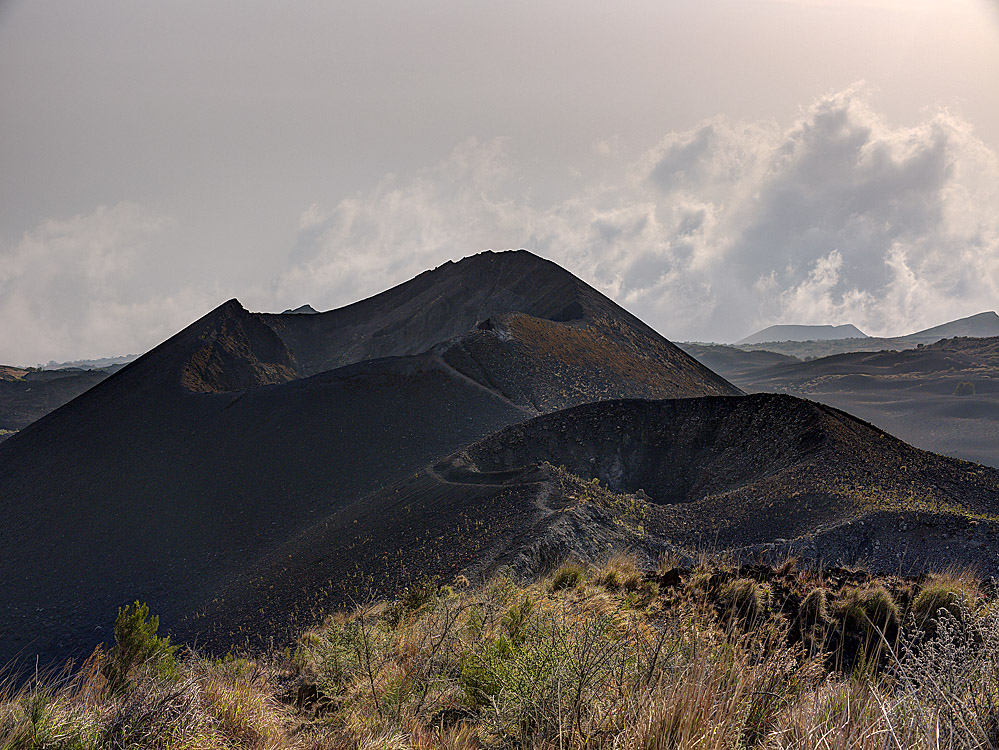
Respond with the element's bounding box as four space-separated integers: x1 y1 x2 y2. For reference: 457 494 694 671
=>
731 311 999 358
0 365 121 437
44 354 140 369
737 323 867 345
909 311 999 341
679 336 999 468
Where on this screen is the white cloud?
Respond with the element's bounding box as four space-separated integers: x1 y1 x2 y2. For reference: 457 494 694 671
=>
281 84 999 342
5 85 997 364
0 204 223 365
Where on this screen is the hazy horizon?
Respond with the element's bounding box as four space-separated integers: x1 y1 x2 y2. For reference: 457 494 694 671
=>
3 1 999 364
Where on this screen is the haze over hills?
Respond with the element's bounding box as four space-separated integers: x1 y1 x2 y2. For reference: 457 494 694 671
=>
679 336 999 468
0 365 121 439
726 311 999 359
736 323 868 345
0 250 737 670
911 311 999 341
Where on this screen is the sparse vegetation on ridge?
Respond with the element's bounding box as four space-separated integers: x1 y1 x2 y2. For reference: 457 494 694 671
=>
5 557 999 749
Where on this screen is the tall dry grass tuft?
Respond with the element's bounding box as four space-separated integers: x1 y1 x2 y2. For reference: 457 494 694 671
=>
6 559 999 748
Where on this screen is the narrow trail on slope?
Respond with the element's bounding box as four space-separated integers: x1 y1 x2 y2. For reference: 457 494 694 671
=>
431 353 536 417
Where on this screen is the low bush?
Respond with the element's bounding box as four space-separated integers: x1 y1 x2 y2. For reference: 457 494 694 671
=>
103 601 179 693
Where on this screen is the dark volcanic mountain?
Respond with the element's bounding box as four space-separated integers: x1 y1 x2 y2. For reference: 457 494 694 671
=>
0 250 737 671
199 393 999 650
257 250 734 398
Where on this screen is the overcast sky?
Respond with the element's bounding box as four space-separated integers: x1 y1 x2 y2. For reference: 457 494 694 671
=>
2 0 998 364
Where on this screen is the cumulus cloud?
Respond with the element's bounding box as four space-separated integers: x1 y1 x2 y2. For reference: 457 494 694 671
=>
0 204 222 365
274 138 538 308
282 84 999 342
6 85 997 363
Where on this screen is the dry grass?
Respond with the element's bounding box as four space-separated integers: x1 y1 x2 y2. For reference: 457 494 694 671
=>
4 558 999 749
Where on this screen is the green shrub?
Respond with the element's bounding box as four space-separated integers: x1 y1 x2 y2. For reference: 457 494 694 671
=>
460 636 515 707
103 601 178 692
550 563 584 592
503 596 535 645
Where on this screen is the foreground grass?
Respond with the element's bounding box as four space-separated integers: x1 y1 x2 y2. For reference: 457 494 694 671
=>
4 557 999 749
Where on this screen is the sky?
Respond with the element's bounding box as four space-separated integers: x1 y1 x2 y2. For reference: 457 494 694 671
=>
2 0 999 364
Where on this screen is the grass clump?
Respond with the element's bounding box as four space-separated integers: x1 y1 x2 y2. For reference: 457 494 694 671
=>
8 561 999 749
912 573 976 636
718 577 771 626
836 583 900 632
549 562 585 592
798 587 829 633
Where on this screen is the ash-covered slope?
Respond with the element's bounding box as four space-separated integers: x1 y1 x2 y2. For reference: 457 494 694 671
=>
438 310 735 412
257 250 737 396
193 393 999 650
450 395 999 535
0 349 527 670
0 251 736 672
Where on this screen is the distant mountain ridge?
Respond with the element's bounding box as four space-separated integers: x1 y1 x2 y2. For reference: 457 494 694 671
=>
719 311 999 359
678 335 999 468
910 311 999 340
737 323 868 345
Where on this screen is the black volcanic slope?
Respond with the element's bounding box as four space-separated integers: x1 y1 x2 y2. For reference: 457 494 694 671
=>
195 393 999 651
0 250 737 671
0 367 113 435
256 250 736 397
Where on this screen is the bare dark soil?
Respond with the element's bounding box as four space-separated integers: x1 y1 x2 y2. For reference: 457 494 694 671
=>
0 367 116 435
